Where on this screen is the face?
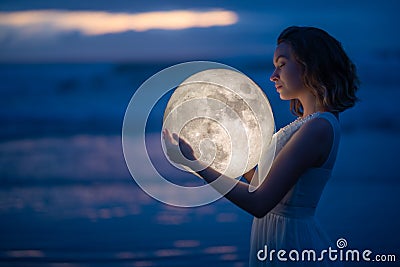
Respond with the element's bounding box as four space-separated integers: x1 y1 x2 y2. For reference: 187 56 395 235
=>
270 42 305 100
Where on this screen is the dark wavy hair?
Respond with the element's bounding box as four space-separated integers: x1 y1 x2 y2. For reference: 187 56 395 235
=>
277 26 360 116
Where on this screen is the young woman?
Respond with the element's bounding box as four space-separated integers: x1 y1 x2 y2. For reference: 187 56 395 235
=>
163 26 359 266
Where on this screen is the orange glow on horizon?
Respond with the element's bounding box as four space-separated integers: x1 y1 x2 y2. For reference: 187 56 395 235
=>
0 9 238 35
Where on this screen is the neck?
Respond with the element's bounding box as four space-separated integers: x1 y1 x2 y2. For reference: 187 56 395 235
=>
298 93 324 118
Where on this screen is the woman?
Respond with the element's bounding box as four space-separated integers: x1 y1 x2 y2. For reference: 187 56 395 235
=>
163 26 359 266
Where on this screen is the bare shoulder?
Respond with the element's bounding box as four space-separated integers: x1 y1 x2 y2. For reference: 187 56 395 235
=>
298 116 334 142
291 117 334 167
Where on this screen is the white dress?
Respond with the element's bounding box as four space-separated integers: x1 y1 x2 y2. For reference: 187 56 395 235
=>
249 112 343 266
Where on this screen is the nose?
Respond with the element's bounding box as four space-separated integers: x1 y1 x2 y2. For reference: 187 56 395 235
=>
270 68 279 82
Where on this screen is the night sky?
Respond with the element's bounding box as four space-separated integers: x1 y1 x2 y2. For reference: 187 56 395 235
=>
0 0 399 62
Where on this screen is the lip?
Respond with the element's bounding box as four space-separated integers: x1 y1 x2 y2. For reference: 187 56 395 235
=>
275 85 283 91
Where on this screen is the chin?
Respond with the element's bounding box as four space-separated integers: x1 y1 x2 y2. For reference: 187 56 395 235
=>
278 94 291 100
278 90 296 101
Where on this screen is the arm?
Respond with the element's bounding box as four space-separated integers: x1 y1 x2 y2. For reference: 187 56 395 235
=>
163 118 333 218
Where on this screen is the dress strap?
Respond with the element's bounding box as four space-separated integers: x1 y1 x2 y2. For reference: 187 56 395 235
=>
316 112 341 169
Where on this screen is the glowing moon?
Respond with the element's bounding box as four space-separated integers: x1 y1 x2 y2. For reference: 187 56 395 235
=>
163 68 274 179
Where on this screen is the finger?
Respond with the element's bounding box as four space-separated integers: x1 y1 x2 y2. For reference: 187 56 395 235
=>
162 129 166 140
164 129 170 138
172 133 179 142
163 129 173 143
167 130 177 144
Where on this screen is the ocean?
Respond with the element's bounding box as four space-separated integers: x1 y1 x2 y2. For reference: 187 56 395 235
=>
0 58 399 266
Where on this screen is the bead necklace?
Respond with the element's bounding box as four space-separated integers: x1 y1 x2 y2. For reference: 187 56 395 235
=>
274 112 321 155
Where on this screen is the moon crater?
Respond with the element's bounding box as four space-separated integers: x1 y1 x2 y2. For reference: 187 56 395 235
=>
163 68 274 179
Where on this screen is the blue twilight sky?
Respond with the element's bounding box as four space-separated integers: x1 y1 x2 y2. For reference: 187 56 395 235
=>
0 0 399 62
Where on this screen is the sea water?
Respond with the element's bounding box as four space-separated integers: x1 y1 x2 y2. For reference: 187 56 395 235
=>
0 59 399 266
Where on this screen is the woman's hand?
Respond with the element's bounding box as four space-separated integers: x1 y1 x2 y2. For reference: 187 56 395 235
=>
162 129 197 166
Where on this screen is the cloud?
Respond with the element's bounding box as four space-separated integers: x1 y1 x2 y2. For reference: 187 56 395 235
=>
0 9 238 36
